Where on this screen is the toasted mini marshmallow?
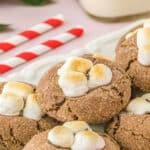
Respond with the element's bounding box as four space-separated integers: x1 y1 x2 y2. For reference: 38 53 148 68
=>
2 81 34 100
71 130 105 150
48 126 74 148
63 121 91 133
142 93 150 102
57 57 93 75
23 93 43 121
144 19 150 28
93 53 111 60
0 93 24 116
138 45 150 66
137 28 150 48
88 64 112 88
127 97 150 115
58 71 88 97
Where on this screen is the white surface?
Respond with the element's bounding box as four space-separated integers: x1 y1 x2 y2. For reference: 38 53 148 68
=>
1 20 144 85
0 0 133 78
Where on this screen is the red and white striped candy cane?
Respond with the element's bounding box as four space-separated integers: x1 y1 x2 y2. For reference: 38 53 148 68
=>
0 26 84 74
0 14 64 54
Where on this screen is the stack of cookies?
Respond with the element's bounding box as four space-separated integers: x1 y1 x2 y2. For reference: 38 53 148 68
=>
0 81 58 150
0 19 150 150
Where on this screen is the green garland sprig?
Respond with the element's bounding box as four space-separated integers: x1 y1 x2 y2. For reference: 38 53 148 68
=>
0 0 52 33
21 0 51 6
0 24 10 32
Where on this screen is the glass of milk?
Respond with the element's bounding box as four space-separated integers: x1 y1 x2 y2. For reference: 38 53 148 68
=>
79 0 150 21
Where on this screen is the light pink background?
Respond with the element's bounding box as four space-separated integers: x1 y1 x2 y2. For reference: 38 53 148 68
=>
0 0 132 76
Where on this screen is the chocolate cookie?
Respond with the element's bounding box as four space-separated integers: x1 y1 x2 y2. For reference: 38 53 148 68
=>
0 82 58 150
23 121 120 150
107 113 150 150
107 93 150 150
0 116 55 150
115 20 150 92
36 54 131 124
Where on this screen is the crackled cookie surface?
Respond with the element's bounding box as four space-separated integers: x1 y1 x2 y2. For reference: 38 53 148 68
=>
36 54 131 124
23 121 120 150
115 19 150 92
0 82 57 150
107 94 150 150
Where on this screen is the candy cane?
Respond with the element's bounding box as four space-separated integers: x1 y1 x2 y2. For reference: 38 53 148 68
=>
0 26 84 74
0 14 64 54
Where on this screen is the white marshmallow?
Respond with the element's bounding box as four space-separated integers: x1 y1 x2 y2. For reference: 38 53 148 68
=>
0 93 24 116
127 97 150 115
142 93 150 102
23 94 44 121
144 19 150 28
2 81 34 99
71 130 105 150
137 28 150 48
57 57 93 75
48 126 74 148
88 64 112 88
63 121 91 133
138 45 150 66
58 71 88 97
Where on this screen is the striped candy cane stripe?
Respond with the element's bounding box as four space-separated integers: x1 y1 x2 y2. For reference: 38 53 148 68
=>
0 26 84 74
0 14 64 53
